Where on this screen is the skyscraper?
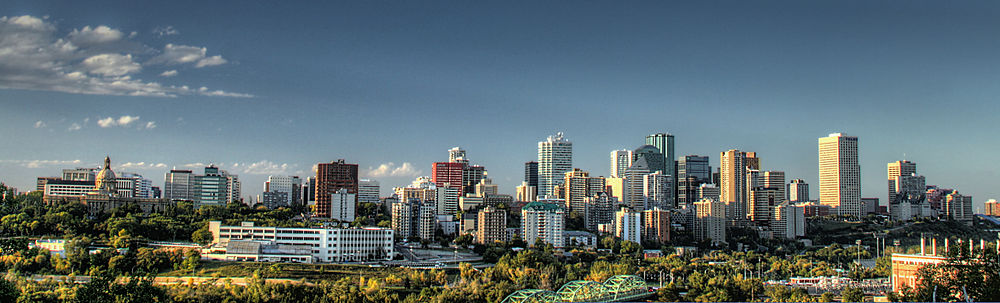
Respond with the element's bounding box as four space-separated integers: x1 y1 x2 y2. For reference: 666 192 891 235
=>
432 162 465 193
623 157 651 210
524 161 539 188
164 169 194 201
358 179 380 204
562 169 605 213
818 133 861 217
475 206 507 244
644 171 674 209
537 132 572 198
330 188 356 222
787 179 809 202
448 147 468 164
888 160 918 204
677 155 712 206
642 208 670 244
316 159 359 219
521 201 565 248
610 149 633 178
632 145 666 176
645 133 676 179
264 175 300 206
614 207 642 244
694 198 726 245
462 165 487 195
720 149 749 221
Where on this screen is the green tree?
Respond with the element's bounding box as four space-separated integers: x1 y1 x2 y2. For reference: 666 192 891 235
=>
841 287 863 302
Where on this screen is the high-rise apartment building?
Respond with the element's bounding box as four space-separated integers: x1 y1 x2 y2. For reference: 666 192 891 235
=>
984 199 999 216
358 179 380 204
303 177 316 205
432 162 465 194
787 179 809 202
642 207 670 244
677 155 712 206
720 150 749 221
943 191 973 225
645 133 676 180
563 169 606 213
749 187 782 225
435 186 460 215
818 133 861 217
516 182 537 202
644 171 674 209
521 202 565 248
475 206 507 244
614 207 642 244
610 149 633 178
316 159 359 219
391 198 436 240
164 166 240 206
772 203 806 239
537 132 572 198
763 171 785 202
694 198 726 245
462 165 487 195
330 189 356 222
264 175 301 206
584 192 616 232
888 160 918 204
699 184 720 202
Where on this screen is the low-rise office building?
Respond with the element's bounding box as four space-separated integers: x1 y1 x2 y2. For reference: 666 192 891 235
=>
208 221 394 263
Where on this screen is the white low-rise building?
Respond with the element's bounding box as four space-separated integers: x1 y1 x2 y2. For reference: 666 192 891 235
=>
208 221 394 263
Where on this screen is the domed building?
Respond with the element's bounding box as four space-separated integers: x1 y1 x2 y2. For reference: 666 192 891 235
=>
43 156 174 216
91 156 117 196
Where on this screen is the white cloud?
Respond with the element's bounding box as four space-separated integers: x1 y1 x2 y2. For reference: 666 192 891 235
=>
144 121 156 129
153 25 179 36
81 53 141 76
195 55 227 68
34 120 46 128
97 115 141 128
182 162 206 168
0 159 84 168
0 15 250 98
365 162 422 178
67 123 82 131
239 160 292 175
151 44 228 69
117 162 167 170
68 25 124 45
160 70 178 77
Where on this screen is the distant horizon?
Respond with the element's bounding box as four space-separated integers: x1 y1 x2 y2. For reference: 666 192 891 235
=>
3 1 999 212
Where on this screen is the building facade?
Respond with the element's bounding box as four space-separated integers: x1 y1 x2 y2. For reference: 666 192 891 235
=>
677 155 712 206
316 159 359 219
537 132 572 198
614 207 642 244
521 202 565 248
475 206 507 244
818 133 861 217
207 221 394 263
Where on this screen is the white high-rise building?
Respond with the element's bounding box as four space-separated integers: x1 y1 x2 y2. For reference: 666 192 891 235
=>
264 175 300 206
330 188 356 222
787 179 809 202
358 179 380 204
614 207 642 244
818 133 861 217
521 202 565 248
772 203 806 239
537 132 572 198
644 171 674 209
610 149 634 178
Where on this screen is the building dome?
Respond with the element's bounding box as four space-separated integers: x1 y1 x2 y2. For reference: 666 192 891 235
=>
93 156 117 195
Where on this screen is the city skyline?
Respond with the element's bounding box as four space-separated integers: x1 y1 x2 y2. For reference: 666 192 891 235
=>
2 1 1000 211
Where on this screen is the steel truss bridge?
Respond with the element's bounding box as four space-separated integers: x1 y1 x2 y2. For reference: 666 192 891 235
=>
500 275 652 303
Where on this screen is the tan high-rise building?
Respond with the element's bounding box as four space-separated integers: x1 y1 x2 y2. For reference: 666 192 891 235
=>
749 187 782 225
720 150 750 221
694 198 726 245
475 206 507 244
642 208 670 244
944 191 973 225
985 199 999 216
563 169 606 214
787 179 809 202
887 160 917 204
516 182 537 202
818 133 861 217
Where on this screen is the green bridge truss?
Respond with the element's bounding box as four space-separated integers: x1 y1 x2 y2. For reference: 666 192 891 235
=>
500 275 649 303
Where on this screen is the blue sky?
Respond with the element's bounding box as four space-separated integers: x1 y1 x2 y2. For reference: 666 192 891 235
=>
1 1 999 210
